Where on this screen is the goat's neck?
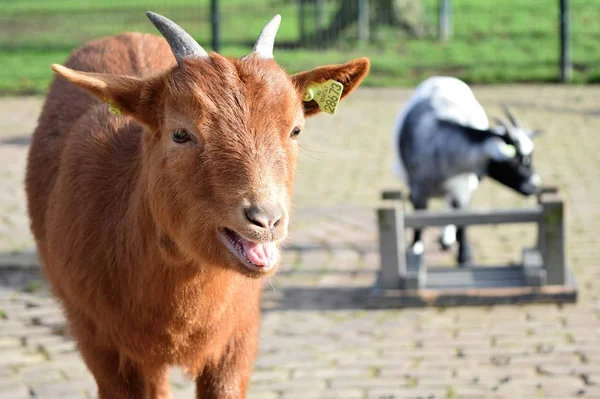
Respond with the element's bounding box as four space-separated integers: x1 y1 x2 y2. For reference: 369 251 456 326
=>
440 124 491 175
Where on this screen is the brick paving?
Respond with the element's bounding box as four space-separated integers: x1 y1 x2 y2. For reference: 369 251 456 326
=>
0 86 599 398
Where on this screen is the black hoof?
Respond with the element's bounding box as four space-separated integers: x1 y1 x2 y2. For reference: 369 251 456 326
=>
457 252 473 267
438 236 453 251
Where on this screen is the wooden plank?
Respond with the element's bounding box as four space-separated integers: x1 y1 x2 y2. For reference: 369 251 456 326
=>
404 207 542 228
367 267 578 308
381 190 404 200
424 266 525 289
537 186 559 203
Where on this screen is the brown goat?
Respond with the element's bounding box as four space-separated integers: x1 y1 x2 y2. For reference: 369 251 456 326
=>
25 11 369 399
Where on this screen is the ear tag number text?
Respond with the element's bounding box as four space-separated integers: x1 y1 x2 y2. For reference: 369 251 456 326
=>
500 143 517 158
303 80 344 115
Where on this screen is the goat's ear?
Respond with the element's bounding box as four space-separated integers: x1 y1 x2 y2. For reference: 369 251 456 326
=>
529 129 544 139
52 64 153 125
291 57 369 117
484 139 517 161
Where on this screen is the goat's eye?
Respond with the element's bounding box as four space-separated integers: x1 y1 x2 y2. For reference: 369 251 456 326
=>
172 129 191 143
290 127 301 139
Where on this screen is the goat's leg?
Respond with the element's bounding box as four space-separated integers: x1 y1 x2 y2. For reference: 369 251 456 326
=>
76 337 149 399
439 224 457 251
451 199 473 266
148 368 173 399
439 196 457 251
456 226 473 266
71 316 171 399
409 194 428 256
196 327 259 399
443 174 477 266
440 174 479 252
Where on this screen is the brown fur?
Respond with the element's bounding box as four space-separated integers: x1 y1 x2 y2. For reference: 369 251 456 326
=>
25 30 369 399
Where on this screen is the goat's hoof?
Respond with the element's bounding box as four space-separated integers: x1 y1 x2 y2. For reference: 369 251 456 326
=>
438 237 453 251
457 250 473 266
411 241 425 256
457 254 473 267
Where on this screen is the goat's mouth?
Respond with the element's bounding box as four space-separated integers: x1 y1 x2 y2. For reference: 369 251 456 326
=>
218 228 279 273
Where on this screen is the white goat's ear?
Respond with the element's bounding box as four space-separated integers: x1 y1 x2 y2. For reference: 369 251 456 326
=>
529 129 544 139
485 138 516 161
52 64 154 125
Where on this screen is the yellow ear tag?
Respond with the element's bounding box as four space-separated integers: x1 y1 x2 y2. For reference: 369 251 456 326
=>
500 144 517 158
303 80 344 115
105 98 121 116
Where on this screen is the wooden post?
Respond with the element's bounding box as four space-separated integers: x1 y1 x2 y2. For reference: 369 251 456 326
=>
559 0 572 82
540 196 566 285
522 248 546 286
358 0 370 44
210 0 220 53
377 206 405 289
536 186 559 249
439 0 451 41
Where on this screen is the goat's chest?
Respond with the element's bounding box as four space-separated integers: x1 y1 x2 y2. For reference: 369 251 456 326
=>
115 283 259 368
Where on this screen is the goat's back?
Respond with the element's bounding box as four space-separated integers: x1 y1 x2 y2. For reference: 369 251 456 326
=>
392 76 490 182
26 33 173 252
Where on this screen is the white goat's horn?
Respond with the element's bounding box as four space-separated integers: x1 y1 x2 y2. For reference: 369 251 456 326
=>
502 104 521 128
251 14 282 59
494 117 517 140
146 11 208 65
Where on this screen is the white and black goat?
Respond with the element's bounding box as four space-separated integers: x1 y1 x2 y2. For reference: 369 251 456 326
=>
393 76 542 264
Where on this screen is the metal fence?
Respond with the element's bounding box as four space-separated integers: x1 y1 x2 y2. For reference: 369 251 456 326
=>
0 0 599 93
293 0 597 82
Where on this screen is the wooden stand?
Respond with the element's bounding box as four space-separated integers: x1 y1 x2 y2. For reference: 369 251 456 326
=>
368 187 578 308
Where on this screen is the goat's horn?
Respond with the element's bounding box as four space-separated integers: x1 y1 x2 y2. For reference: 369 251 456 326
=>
146 11 208 65
502 104 521 128
494 117 512 135
251 14 281 59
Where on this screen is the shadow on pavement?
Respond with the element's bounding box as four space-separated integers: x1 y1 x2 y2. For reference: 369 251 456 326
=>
262 285 373 312
0 135 31 146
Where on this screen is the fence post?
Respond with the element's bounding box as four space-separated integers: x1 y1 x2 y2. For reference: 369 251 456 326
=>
439 0 452 41
315 0 325 30
210 0 220 53
560 0 572 82
299 0 306 46
358 0 370 44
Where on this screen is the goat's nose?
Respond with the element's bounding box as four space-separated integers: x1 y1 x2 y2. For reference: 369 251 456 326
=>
244 204 282 229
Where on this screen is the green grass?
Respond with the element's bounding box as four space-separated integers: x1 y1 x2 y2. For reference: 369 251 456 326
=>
1 0 599 95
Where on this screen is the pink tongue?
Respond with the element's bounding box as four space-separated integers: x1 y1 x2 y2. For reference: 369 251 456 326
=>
242 240 277 267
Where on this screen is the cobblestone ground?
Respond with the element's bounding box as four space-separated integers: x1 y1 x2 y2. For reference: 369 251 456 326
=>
1 86 599 398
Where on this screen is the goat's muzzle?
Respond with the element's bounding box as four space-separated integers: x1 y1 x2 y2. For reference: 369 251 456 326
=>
217 201 288 275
